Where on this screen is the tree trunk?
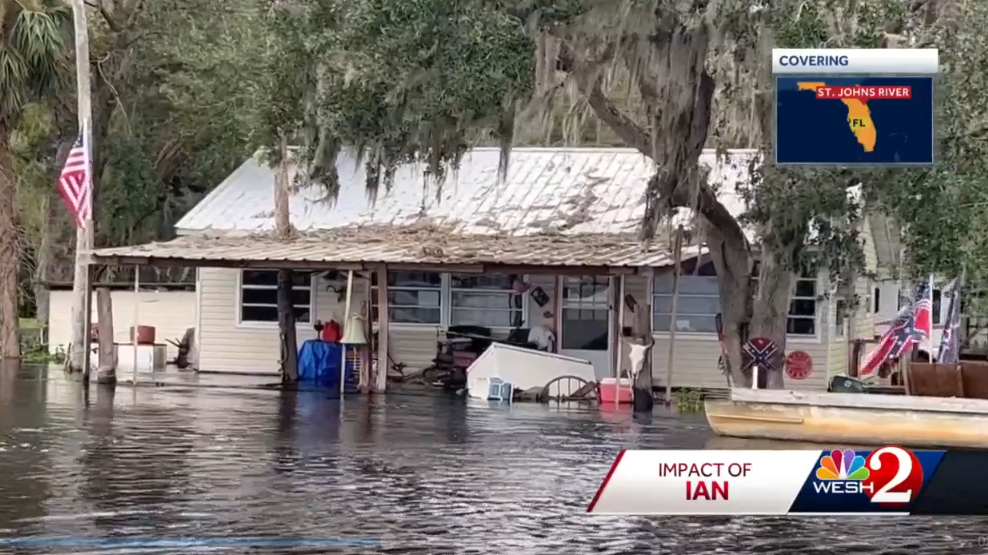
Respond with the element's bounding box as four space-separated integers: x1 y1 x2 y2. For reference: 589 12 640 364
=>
704 220 754 387
749 249 793 389
33 194 51 341
95 287 116 383
274 134 298 383
0 131 20 359
278 270 299 383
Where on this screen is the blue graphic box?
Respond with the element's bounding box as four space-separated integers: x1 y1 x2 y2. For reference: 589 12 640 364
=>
775 76 935 166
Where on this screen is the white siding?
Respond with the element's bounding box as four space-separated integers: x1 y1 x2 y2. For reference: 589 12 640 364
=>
388 324 442 374
196 269 554 375
197 268 366 374
639 271 832 392
47 290 196 361
195 265 835 388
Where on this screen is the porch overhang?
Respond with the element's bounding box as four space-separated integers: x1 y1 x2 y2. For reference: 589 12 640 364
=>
86 229 704 275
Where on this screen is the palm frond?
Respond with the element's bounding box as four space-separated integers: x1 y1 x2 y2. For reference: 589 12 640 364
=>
0 0 69 124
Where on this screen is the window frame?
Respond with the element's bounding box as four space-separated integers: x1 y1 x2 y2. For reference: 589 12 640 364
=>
367 271 533 329
651 266 720 335
235 269 315 328
560 275 611 350
786 274 819 337
371 271 445 326
448 273 528 331
650 262 824 341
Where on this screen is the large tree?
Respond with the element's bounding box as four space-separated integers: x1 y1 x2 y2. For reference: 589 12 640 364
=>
258 0 923 387
0 0 69 359
13 0 265 357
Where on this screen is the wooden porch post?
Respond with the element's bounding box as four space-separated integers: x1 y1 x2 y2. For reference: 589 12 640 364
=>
81 264 94 384
630 297 655 413
613 275 625 380
375 265 389 393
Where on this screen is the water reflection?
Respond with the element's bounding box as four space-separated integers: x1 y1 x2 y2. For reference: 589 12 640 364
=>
0 365 980 554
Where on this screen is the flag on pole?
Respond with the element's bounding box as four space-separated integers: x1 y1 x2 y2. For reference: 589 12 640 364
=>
912 275 934 344
858 277 933 377
859 306 914 377
937 278 961 364
57 132 92 229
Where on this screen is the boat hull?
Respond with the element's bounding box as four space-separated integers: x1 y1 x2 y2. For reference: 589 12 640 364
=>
705 388 988 449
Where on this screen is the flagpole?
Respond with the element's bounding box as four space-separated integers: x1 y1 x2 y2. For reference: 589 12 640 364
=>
69 0 95 381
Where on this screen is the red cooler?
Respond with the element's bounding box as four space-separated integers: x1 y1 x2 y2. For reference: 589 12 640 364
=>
598 377 633 404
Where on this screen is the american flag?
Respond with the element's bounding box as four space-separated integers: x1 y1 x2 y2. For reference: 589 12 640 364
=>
57 133 92 229
859 277 933 377
937 278 961 364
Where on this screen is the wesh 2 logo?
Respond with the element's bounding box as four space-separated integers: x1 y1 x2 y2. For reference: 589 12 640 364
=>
813 446 924 504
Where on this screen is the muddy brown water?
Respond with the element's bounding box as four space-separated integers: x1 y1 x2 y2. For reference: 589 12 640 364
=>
0 365 983 554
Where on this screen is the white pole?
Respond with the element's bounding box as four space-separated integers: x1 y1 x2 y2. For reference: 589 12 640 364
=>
752 365 760 390
339 270 354 397
132 269 140 383
69 0 95 377
665 225 684 403
615 276 625 407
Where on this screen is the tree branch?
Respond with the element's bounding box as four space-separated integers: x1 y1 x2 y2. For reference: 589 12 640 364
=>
124 0 146 29
94 0 122 32
556 42 652 156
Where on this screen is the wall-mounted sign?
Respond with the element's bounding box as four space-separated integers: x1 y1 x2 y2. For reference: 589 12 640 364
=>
786 350 814 380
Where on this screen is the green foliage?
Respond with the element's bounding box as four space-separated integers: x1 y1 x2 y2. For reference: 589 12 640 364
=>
676 388 704 413
265 0 534 194
727 0 909 293
0 0 69 127
875 1 988 294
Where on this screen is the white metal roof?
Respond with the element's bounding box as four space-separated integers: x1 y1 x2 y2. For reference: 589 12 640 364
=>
176 147 756 237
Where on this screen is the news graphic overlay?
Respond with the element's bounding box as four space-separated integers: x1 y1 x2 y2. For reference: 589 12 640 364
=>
584 447 988 515
788 446 940 514
774 49 938 166
587 450 823 515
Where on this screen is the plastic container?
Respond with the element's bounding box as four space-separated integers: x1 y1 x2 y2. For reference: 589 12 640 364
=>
599 377 633 404
487 378 513 402
130 325 156 345
321 320 342 342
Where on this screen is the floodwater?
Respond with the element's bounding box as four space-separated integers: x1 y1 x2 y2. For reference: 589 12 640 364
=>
0 364 983 554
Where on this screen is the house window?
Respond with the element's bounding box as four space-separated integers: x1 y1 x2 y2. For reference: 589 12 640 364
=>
933 289 942 325
371 272 442 324
561 276 609 350
239 270 312 324
874 287 881 313
657 261 820 336
652 262 719 333
787 275 817 336
449 274 525 329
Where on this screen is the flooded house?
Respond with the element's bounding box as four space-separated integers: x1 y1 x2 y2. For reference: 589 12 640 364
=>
89 147 883 391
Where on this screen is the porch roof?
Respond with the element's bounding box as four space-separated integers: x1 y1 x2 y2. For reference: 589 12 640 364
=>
87 227 703 272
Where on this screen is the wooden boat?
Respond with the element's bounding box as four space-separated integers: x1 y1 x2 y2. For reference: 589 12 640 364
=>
705 388 988 449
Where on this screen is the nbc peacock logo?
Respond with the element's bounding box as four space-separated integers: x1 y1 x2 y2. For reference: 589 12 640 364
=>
812 449 874 495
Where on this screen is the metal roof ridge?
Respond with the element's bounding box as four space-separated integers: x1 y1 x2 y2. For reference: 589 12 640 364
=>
248 146 764 156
